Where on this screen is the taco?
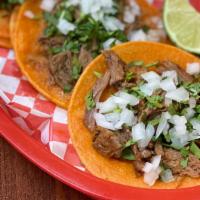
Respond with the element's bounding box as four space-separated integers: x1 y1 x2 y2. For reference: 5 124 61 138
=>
68 41 200 188
15 0 167 108
0 0 23 48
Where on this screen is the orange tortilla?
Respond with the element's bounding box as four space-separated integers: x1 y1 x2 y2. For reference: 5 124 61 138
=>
14 0 166 108
68 41 200 189
0 10 10 39
0 37 12 48
9 6 20 47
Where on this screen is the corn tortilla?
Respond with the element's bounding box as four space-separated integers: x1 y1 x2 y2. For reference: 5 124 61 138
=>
68 41 200 189
14 0 166 108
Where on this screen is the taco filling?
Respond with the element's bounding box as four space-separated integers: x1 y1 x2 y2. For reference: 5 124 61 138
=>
36 0 166 93
84 50 200 186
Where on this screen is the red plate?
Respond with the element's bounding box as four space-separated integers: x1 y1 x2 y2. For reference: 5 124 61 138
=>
1 0 200 199
1 106 200 200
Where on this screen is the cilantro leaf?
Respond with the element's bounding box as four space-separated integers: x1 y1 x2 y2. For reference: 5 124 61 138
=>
146 95 164 109
93 71 102 78
85 91 95 111
180 158 188 168
121 147 135 161
127 60 144 67
190 142 200 159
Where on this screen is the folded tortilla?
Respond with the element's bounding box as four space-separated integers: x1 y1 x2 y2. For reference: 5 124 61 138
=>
14 0 165 108
68 41 200 189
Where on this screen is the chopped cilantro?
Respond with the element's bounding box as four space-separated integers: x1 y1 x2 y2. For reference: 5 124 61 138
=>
195 105 200 114
164 133 171 143
85 91 95 111
71 56 82 80
63 84 72 93
127 60 144 67
146 95 164 109
125 72 134 81
180 158 188 168
129 86 145 99
183 82 200 98
149 117 160 126
180 147 189 158
145 61 159 68
186 121 193 132
190 142 200 159
142 25 150 33
93 71 102 78
121 147 135 161
123 139 136 149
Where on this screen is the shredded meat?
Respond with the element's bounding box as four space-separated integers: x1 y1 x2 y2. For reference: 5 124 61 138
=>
154 142 164 156
157 61 194 83
103 50 126 86
93 127 131 158
49 51 73 89
84 71 111 132
78 47 92 69
163 148 200 178
39 36 65 51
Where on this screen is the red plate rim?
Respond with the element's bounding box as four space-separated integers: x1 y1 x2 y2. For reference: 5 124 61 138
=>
0 107 200 200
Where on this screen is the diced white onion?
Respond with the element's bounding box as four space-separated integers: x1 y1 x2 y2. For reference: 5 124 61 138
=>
170 115 187 136
131 122 146 141
185 108 195 119
40 0 57 12
128 29 147 41
97 97 116 113
104 112 120 123
94 113 116 130
189 97 196 108
24 10 35 19
156 112 171 138
114 108 135 129
138 123 155 149
160 78 176 91
143 155 161 186
57 18 76 35
162 70 178 85
166 87 189 102
103 38 121 49
103 17 125 31
118 91 139 106
141 71 161 83
139 83 154 96
186 63 200 75
164 97 172 106
190 119 200 132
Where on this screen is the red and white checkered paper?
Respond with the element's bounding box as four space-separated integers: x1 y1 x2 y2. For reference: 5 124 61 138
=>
0 0 163 173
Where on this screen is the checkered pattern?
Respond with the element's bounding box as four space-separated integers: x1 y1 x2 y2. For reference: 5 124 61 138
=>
0 0 163 173
0 48 84 171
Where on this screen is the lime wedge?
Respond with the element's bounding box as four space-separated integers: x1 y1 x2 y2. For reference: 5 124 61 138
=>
164 0 200 54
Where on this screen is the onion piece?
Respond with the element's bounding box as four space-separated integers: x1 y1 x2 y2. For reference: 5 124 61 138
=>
160 77 176 91
138 123 155 149
97 97 116 113
143 155 162 186
186 63 200 75
94 113 116 130
103 38 121 49
24 10 35 19
189 97 196 108
40 0 57 12
141 71 161 83
162 70 178 85
155 112 171 138
104 112 120 123
114 108 135 129
57 18 76 35
165 87 189 102
170 115 187 136
118 91 139 106
128 29 147 41
131 122 146 141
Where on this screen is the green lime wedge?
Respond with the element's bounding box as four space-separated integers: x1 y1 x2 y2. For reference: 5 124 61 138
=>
164 0 200 54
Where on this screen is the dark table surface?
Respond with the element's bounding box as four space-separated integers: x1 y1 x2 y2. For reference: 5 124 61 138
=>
0 137 92 200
